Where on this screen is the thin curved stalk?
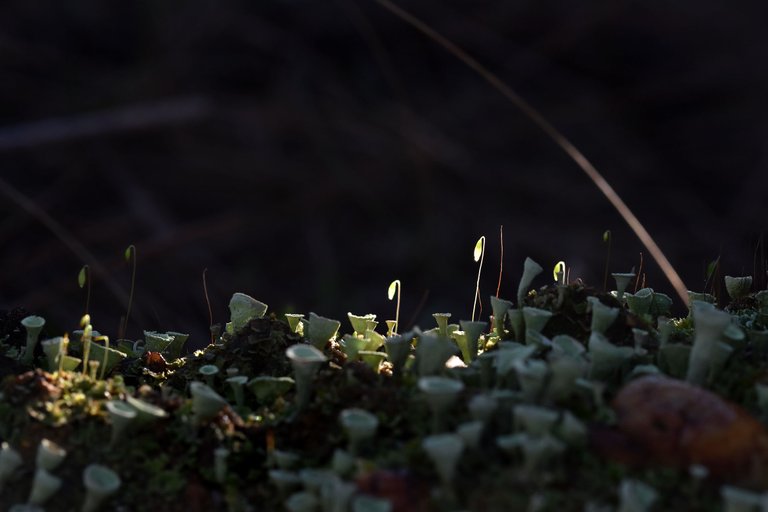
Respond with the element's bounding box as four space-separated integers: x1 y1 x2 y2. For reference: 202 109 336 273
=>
371 0 689 307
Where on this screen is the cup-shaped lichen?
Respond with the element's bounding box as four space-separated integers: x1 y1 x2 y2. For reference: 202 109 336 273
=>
143 331 174 353
357 350 386 373
285 491 319 512
587 297 619 335
226 375 249 408
214 447 229 484
105 400 137 446
340 335 367 362
331 449 356 478
588 332 634 381
618 479 658 512
415 333 456 376
490 296 514 337
269 470 301 497
364 330 385 351
199 365 220 387
306 313 341 349
20 315 45 365
625 288 654 316
468 393 498 425
248 376 295 404
286 344 327 411
273 450 300 470
520 433 566 478
228 292 268 334
190 381 228 423
551 335 586 357
432 313 452 338
513 359 549 402
557 411 587 446
522 307 553 343
36 439 66 471
687 303 732 386
384 334 411 376
348 313 376 336
657 343 692 379
632 328 650 356
513 405 559 436
518 257 544 307
422 433 465 486
0 442 22 493
611 272 636 303
164 331 189 359
546 355 587 402
285 314 305 335
41 337 65 372
459 320 488 364
124 395 168 426
385 320 397 337
339 408 379 454
724 275 753 301
86 343 127 377
28 469 62 506
351 495 393 512
493 343 536 382
456 421 484 449
81 464 121 512
418 376 464 432
322 477 357 512
657 316 673 347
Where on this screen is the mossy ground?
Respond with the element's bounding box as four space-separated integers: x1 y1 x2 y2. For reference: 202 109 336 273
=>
1 281 767 511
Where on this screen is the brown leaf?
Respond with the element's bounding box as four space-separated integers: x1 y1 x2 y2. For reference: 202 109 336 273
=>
594 375 768 485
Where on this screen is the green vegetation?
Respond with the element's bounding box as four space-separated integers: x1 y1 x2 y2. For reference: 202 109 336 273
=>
2 255 768 511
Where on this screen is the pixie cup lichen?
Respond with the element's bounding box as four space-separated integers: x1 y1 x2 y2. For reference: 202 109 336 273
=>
418 376 464 432
611 272 636 303
286 344 327 411
36 439 66 472
490 296 514 338
20 315 45 365
228 292 268 333
339 408 379 454
518 257 544 307
422 433 465 487
306 313 341 350
81 464 120 512
226 375 249 408
199 365 220 387
587 297 619 335
28 469 61 506
105 400 137 446
459 320 487 362
0 442 22 493
190 381 228 423
124 395 168 425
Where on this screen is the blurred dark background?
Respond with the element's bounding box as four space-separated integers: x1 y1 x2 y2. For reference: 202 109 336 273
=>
1 1 766 350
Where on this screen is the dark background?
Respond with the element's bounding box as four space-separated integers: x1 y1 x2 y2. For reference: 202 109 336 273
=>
1 1 766 350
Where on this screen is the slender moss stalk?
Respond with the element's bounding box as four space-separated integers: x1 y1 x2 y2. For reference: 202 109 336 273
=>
202 268 214 344
78 265 91 315
120 245 136 340
97 335 110 380
388 280 401 335
602 230 611 292
472 236 485 322
496 225 504 298
80 315 92 375
57 334 69 375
